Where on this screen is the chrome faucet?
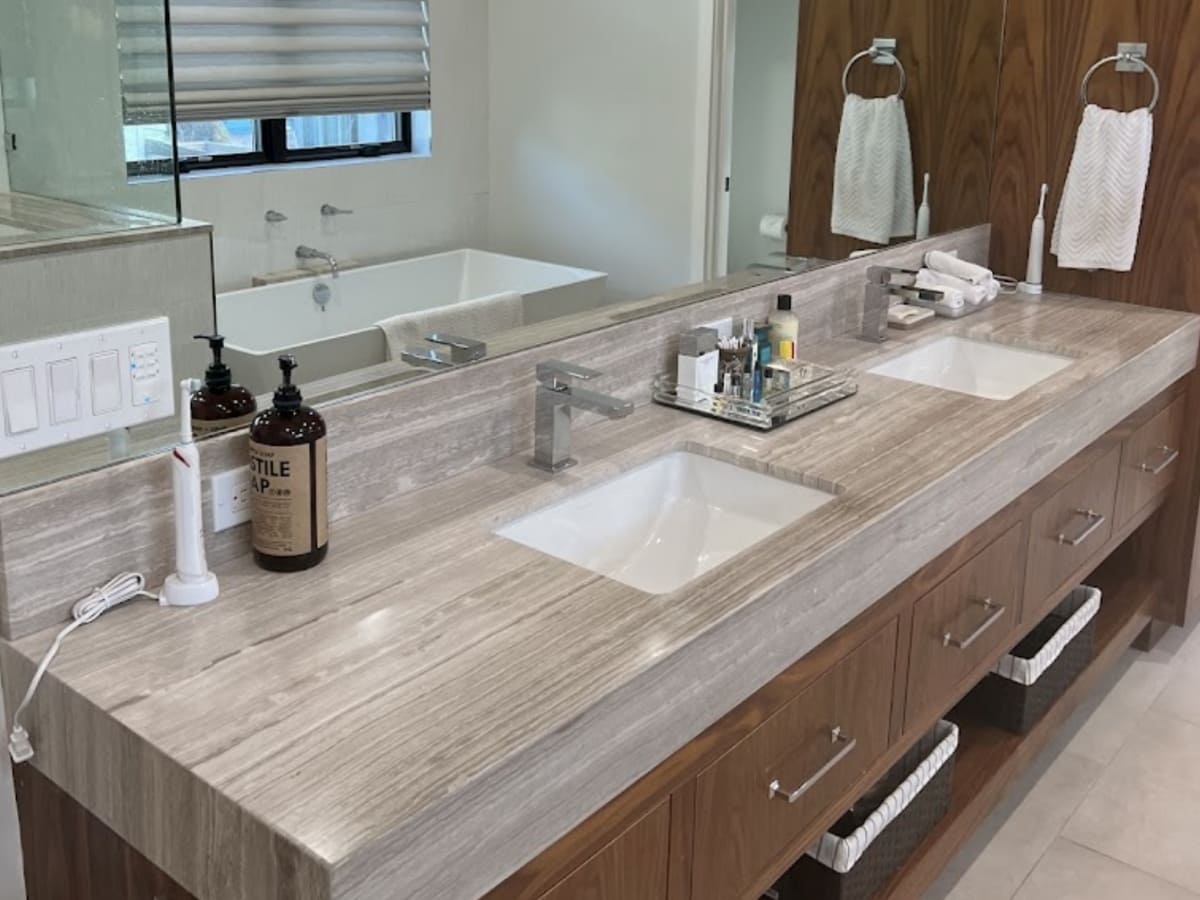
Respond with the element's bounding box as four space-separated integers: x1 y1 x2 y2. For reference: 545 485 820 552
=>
860 281 891 343
400 334 488 370
320 203 354 217
861 265 954 342
533 360 634 473
296 245 340 278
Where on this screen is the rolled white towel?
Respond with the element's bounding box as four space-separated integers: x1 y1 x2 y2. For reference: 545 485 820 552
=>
924 250 993 285
915 269 965 309
917 268 1001 306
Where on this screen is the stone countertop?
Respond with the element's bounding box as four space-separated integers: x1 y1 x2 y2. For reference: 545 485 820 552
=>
3 293 1198 900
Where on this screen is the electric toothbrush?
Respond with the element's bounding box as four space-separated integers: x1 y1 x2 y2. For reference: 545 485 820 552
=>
160 378 220 608
1019 184 1050 295
916 172 931 240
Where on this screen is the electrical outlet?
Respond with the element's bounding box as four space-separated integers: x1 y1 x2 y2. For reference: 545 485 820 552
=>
210 466 252 532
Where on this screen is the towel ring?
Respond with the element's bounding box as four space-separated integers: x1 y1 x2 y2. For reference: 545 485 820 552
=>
1080 53 1160 112
842 48 907 99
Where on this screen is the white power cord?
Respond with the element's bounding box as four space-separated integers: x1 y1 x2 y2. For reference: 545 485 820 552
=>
7 572 156 764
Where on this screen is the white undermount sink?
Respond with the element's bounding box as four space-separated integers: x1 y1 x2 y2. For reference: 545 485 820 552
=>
496 451 836 594
868 336 1073 400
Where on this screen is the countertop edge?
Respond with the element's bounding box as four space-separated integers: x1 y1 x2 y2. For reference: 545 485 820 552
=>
329 320 1200 899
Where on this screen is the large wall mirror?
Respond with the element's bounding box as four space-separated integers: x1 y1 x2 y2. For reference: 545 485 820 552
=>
0 0 1009 494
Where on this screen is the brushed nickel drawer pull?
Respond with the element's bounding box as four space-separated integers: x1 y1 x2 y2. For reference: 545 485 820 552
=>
1056 509 1106 547
1139 445 1179 476
942 598 1006 649
768 727 858 804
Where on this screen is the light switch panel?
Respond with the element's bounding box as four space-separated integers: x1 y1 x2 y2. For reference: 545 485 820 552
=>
0 318 174 460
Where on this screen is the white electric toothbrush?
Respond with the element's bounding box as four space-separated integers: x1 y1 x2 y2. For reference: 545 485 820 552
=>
1019 184 1050 295
160 378 220 608
916 172 931 240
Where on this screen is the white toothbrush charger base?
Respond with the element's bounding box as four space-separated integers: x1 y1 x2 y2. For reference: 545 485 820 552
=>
1018 282 1044 295
160 573 220 607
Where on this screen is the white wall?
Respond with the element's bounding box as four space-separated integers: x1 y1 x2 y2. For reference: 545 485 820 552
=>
726 0 799 273
184 0 490 292
486 0 713 304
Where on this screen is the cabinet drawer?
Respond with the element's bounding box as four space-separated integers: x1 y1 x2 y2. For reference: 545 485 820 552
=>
904 523 1024 732
692 621 897 900
1025 446 1121 621
1115 397 1186 528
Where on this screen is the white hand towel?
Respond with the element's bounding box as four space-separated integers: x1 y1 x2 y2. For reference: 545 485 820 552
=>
377 291 524 361
831 95 916 245
923 250 993 285
915 269 999 307
1051 105 1153 271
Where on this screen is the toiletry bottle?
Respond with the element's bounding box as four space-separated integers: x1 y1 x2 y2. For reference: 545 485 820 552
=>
191 334 257 437
677 327 720 411
249 356 328 572
769 296 800 360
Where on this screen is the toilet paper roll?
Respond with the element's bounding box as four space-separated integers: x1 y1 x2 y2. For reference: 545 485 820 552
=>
759 214 788 241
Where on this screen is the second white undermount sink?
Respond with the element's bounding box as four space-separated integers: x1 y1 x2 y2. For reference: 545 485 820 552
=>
496 451 836 594
868 336 1073 401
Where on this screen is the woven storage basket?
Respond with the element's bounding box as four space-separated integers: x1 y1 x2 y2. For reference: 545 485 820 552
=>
775 721 958 900
968 586 1101 735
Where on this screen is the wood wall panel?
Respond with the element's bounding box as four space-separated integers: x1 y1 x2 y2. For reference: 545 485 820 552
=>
989 0 1200 625
787 0 1005 260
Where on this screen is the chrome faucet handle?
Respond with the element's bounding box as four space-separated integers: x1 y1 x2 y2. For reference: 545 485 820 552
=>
866 265 915 285
536 360 603 389
427 334 486 364
321 204 354 217
265 209 288 223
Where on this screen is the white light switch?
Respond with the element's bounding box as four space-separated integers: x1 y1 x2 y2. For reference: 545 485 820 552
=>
1 367 38 435
0 318 173 460
48 359 81 425
90 351 122 415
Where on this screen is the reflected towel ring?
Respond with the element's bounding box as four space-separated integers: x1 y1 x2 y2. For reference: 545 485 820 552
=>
842 48 907 99
1080 53 1160 112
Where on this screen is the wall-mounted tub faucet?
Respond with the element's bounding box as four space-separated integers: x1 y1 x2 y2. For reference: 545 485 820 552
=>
296 245 340 278
320 204 354 217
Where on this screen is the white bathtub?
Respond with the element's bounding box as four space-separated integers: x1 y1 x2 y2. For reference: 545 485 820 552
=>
218 249 608 393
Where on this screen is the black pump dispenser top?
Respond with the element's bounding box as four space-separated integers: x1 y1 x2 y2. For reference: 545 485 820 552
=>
196 333 233 392
273 355 304 412
777 295 793 312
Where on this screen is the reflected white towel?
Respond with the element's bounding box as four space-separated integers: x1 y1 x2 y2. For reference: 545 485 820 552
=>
831 95 915 245
924 250 992 286
1052 105 1153 271
915 269 999 306
377 291 524 361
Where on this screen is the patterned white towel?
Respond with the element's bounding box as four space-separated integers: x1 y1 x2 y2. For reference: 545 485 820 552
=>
831 94 915 245
1051 105 1153 271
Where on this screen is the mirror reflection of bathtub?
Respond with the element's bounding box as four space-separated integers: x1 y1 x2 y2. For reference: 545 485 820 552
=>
218 249 608 393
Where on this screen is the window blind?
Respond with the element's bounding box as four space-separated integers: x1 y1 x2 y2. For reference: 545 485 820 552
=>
118 1 431 123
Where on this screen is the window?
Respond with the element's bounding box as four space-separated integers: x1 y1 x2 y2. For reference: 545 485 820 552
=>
126 111 413 175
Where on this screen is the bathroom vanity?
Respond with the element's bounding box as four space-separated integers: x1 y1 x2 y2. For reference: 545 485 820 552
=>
2 280 1197 900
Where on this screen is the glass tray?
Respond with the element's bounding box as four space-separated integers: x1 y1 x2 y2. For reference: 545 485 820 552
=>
652 364 858 431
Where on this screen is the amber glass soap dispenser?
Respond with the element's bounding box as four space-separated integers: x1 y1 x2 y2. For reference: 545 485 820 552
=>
249 355 329 571
191 334 257 436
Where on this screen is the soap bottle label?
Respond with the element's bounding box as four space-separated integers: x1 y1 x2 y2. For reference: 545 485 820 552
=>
193 411 256 437
249 438 328 557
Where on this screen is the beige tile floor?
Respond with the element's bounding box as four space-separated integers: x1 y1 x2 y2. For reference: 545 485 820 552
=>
928 619 1200 900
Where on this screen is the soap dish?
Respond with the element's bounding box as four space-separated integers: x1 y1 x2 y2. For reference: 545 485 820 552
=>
652 363 858 431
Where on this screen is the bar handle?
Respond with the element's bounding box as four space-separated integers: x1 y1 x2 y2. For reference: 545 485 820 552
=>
1056 508 1106 547
767 727 857 804
537 359 603 387
942 598 1006 650
1138 445 1179 477
427 334 487 363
